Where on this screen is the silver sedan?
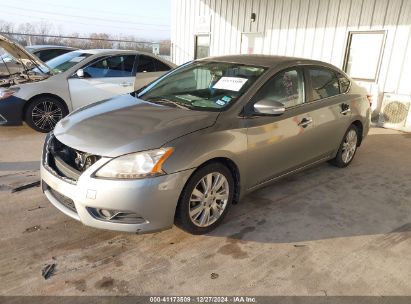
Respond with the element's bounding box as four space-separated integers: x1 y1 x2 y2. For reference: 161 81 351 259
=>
41 55 371 234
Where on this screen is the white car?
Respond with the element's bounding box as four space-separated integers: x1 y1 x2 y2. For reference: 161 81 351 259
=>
0 34 175 132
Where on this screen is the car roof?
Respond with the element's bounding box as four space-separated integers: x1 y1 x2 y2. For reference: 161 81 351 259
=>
25 45 78 51
73 49 175 66
77 49 155 56
200 54 339 70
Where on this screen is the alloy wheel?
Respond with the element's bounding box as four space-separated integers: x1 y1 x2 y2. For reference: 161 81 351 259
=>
32 101 63 131
189 172 230 227
341 129 357 164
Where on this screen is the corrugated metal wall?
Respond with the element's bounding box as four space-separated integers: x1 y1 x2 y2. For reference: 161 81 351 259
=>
171 0 411 99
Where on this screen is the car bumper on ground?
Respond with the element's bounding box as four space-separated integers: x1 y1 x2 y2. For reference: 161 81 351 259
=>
0 95 26 125
40 161 194 233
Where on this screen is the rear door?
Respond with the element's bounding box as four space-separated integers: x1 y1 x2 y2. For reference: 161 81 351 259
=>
134 55 171 90
68 54 136 109
303 66 353 155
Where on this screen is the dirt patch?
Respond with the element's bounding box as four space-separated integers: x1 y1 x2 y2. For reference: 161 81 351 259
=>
66 279 87 292
95 276 129 294
217 226 256 259
217 241 249 259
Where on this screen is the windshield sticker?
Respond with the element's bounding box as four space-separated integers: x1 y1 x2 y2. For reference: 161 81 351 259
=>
212 77 248 91
69 56 86 63
215 99 226 106
221 96 232 102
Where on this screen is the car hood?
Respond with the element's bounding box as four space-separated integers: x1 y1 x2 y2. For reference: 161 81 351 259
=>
54 94 220 157
0 34 50 73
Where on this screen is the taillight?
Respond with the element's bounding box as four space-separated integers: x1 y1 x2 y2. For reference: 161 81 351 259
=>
366 94 372 106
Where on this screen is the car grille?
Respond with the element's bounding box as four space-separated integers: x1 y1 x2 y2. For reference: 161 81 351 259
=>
45 183 77 213
44 135 101 183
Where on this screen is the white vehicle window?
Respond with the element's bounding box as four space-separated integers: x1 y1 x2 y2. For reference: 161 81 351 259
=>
33 51 91 74
83 55 136 78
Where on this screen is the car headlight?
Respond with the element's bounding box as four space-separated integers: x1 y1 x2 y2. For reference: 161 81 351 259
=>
0 87 20 100
95 148 174 179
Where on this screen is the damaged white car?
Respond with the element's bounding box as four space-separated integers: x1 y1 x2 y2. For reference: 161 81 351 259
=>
0 34 175 132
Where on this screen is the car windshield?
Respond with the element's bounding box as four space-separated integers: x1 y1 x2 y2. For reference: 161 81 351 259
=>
32 51 91 74
138 61 267 111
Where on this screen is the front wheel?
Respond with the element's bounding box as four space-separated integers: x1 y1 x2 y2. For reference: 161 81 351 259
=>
330 124 359 168
25 96 67 133
175 163 234 234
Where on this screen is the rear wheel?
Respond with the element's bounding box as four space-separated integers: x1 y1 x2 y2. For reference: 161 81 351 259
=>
25 96 67 133
175 163 234 234
330 124 359 168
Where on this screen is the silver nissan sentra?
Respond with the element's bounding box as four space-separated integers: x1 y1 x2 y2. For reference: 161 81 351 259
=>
41 55 370 234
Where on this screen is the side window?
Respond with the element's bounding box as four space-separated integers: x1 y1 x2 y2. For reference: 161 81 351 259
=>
34 49 65 62
136 55 156 73
155 59 171 72
256 69 305 109
83 55 135 78
308 68 340 101
338 73 350 93
33 50 49 62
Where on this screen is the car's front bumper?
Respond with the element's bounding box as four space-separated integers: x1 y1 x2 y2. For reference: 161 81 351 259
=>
40 160 194 233
0 95 26 125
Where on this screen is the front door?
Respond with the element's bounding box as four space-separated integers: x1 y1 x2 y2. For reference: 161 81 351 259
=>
68 54 136 109
245 68 322 188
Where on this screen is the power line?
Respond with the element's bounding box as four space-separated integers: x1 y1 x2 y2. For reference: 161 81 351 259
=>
0 9 170 33
0 32 165 44
22 0 161 21
1 4 170 28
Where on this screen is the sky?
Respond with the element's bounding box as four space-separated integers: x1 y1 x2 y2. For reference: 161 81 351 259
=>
0 0 171 40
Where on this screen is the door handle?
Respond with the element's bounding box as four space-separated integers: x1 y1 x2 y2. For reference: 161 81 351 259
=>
340 103 351 115
298 117 313 128
120 82 133 87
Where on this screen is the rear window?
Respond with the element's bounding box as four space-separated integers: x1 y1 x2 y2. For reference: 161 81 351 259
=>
308 68 340 101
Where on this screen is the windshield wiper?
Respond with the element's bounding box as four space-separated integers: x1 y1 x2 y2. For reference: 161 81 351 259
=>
146 97 192 110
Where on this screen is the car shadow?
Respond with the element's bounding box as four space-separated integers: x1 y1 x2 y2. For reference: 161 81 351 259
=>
208 131 411 244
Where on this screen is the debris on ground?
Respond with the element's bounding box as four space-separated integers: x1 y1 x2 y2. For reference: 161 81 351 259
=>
210 273 219 279
42 263 56 280
28 206 46 211
24 225 41 233
11 181 41 193
294 244 307 248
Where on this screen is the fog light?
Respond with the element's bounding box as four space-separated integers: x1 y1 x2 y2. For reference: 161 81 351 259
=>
87 207 146 224
99 209 114 219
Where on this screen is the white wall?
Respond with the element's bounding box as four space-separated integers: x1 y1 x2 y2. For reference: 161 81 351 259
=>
171 0 411 111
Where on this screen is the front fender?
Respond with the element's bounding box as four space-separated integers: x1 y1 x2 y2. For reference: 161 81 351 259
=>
162 127 248 191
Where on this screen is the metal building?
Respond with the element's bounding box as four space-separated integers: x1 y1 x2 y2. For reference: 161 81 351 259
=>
171 0 411 131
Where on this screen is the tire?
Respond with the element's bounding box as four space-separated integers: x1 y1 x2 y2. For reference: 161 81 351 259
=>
24 96 68 133
330 124 359 168
175 163 235 235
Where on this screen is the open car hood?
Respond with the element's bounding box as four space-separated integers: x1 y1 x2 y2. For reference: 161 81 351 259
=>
0 34 50 73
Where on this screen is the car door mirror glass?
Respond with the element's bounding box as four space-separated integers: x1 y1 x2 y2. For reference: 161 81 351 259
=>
254 99 285 116
76 69 84 78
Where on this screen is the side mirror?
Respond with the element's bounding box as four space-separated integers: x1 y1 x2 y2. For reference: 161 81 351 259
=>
253 99 285 116
76 69 84 78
